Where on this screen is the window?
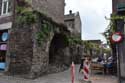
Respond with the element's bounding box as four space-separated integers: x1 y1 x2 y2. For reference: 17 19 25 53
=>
1 0 11 16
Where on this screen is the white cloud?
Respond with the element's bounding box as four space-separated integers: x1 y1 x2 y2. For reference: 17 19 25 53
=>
65 0 112 42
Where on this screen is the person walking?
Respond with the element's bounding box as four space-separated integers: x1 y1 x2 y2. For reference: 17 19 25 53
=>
79 58 84 73
107 56 113 74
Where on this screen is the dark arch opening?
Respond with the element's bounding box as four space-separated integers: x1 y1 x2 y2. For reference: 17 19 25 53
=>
49 33 68 65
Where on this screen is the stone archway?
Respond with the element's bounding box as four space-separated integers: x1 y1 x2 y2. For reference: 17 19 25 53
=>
49 33 68 65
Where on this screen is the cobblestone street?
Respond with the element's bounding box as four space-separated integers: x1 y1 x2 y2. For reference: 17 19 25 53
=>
0 65 118 83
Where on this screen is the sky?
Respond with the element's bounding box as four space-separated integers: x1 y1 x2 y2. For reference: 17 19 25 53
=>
65 0 112 43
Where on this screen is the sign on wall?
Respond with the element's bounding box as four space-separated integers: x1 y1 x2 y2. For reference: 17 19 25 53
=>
110 32 123 43
1 32 9 41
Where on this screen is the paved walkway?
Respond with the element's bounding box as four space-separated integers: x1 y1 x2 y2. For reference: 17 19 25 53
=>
0 65 118 83
91 75 118 83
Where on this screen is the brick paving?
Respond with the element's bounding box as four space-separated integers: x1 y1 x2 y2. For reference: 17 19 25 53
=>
0 65 118 83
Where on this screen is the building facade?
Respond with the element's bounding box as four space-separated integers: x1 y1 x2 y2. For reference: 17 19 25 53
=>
112 0 125 13
64 10 81 38
32 0 65 23
0 0 79 79
112 0 125 82
64 11 82 64
0 0 82 79
0 0 66 77
0 0 12 70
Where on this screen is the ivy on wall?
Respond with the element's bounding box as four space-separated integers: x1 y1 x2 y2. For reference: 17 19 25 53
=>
67 36 102 56
103 13 125 46
15 11 36 24
15 0 36 24
36 20 55 46
14 0 104 57
67 36 82 46
15 0 69 46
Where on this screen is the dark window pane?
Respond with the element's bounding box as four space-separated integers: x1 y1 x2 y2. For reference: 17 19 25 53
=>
0 0 2 15
3 1 7 14
8 0 11 12
0 51 6 62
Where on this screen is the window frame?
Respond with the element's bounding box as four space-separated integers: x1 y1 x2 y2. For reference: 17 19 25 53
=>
1 0 10 16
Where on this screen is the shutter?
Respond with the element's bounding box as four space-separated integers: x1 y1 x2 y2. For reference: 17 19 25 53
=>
0 0 2 15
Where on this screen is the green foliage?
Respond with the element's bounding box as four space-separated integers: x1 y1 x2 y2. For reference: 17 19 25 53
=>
15 0 52 46
16 6 25 14
111 14 125 20
16 11 36 24
36 32 45 45
36 20 54 46
103 13 120 47
103 48 111 54
15 0 36 25
83 41 100 51
68 36 83 46
15 0 68 47
103 21 115 45
67 36 100 53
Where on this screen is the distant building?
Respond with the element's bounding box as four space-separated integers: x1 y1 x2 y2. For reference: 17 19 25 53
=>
84 40 102 58
64 10 81 38
64 10 82 64
87 40 102 45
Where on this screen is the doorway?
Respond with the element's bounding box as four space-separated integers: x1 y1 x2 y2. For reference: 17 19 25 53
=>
49 33 68 65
